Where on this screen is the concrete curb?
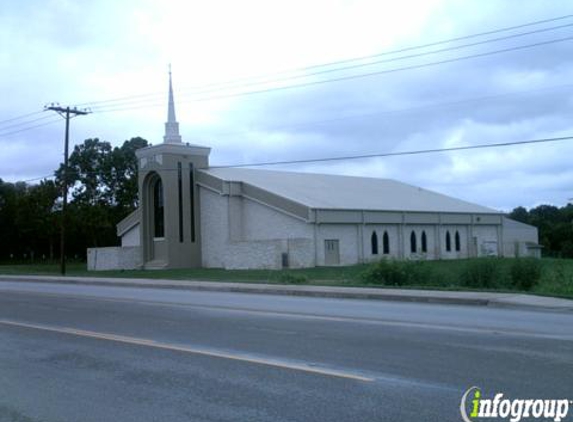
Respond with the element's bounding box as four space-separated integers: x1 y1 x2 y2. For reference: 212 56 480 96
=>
1 274 572 312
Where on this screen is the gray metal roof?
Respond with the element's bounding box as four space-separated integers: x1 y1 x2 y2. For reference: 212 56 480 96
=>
202 168 500 214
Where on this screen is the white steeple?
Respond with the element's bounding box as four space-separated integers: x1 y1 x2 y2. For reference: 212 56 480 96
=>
163 65 182 144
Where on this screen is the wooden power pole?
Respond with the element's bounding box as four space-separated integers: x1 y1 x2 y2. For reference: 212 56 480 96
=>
44 104 90 275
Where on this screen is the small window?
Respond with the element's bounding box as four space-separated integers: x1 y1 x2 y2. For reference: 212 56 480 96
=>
383 231 390 255
371 231 378 255
410 231 417 253
446 231 451 252
455 231 461 252
421 231 427 253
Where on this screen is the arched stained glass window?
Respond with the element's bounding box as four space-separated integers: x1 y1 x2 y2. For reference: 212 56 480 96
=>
153 177 164 238
455 230 461 252
371 231 378 255
410 231 417 253
383 231 390 254
421 231 427 253
446 231 451 252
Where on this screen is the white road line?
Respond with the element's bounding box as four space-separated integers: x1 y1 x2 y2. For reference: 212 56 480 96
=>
0 319 373 383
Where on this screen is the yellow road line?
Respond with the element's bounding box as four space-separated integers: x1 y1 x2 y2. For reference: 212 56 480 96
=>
0 319 373 382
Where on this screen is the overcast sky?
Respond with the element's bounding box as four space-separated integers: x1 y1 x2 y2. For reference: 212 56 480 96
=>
1 0 573 211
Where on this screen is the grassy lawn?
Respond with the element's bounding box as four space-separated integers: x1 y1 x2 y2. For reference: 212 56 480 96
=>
0 258 572 299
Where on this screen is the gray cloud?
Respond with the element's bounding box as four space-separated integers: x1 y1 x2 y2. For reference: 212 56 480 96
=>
2 0 573 211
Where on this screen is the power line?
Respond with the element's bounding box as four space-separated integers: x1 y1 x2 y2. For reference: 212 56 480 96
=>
16 134 572 184
88 22 573 112
3 35 572 140
0 114 58 131
0 117 63 138
205 82 573 138
91 35 573 113
76 13 573 109
0 110 44 126
210 135 573 168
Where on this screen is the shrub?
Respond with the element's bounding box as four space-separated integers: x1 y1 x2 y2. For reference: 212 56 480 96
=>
460 258 504 289
510 258 542 291
361 259 430 286
277 273 308 284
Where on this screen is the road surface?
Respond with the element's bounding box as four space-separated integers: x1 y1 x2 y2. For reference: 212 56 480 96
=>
0 281 572 421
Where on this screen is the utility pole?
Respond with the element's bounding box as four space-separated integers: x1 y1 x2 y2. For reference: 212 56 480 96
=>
45 104 90 275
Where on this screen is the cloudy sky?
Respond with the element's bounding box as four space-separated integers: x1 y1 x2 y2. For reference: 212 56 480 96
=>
1 0 573 211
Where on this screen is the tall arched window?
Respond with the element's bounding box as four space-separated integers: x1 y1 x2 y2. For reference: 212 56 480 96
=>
371 231 378 255
446 231 451 252
383 231 390 255
421 231 428 253
410 231 417 253
153 177 164 238
455 230 461 252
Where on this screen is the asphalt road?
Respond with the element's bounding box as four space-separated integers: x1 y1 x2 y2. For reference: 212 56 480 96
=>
0 281 572 422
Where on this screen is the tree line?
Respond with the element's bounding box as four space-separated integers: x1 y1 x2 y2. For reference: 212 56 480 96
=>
0 137 147 262
0 136 572 262
509 204 573 258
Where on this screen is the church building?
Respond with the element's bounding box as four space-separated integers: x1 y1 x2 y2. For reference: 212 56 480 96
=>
87 74 541 271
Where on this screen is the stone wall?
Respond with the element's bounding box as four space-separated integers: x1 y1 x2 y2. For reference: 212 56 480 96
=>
199 186 315 269
198 185 516 269
87 246 141 271
121 225 140 247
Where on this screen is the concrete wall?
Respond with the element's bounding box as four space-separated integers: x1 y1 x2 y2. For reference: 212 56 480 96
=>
328 224 476 265
474 225 499 257
440 225 469 260
199 184 511 269
316 224 359 266
87 246 141 271
199 187 314 269
362 225 400 262
121 225 140 247
200 187 228 268
502 218 540 258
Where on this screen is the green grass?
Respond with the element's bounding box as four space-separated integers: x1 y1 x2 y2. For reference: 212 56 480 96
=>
1 258 572 298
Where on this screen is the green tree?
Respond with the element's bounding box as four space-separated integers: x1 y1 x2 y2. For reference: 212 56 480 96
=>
54 136 148 255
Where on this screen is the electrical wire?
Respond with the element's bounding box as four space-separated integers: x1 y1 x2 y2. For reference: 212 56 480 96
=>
13 134 572 185
91 35 573 113
210 135 573 168
0 114 58 131
0 110 44 126
205 82 573 138
87 22 573 112
0 118 63 138
76 13 573 109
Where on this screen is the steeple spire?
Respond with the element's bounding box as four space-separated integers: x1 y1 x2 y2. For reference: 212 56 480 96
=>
164 64 182 143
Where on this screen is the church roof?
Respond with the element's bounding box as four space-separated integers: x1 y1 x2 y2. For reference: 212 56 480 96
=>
200 167 500 214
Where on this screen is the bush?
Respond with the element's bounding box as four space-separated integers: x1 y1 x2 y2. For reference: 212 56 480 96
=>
360 259 430 286
510 258 542 291
460 258 504 289
277 273 308 284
